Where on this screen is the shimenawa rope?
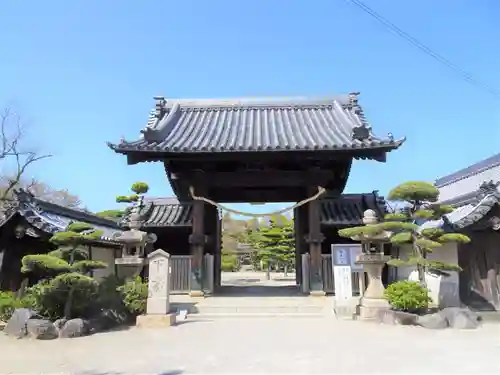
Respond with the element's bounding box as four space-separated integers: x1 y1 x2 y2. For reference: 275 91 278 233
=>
188 186 326 217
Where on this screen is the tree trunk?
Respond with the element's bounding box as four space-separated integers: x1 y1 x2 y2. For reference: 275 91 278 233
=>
266 264 271 280
64 247 76 319
64 287 74 319
284 265 288 277
412 236 427 288
417 264 427 288
16 278 29 299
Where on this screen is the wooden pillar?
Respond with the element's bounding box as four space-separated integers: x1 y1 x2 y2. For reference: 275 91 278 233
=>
305 186 325 296
215 211 222 288
188 187 206 297
294 207 301 285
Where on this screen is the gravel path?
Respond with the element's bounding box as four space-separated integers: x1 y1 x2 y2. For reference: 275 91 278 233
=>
1 318 499 374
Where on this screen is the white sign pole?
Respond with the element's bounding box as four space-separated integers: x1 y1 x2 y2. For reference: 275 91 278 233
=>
331 244 363 313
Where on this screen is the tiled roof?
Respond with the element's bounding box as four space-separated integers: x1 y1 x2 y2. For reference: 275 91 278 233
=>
121 198 192 228
421 182 500 231
108 94 404 156
0 189 123 243
320 191 386 226
120 192 385 228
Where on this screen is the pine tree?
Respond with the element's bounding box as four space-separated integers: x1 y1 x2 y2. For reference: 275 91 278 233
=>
339 181 471 287
257 215 295 278
116 182 149 207
21 222 107 319
245 218 264 270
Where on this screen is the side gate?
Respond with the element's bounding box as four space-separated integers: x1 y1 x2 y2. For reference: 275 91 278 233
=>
170 255 191 294
169 254 215 295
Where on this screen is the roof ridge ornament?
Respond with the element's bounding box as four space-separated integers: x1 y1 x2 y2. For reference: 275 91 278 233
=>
153 96 166 118
348 92 373 142
477 180 500 201
352 124 372 141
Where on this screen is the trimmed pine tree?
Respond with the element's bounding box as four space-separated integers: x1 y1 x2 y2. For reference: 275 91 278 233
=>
21 222 107 319
339 181 471 287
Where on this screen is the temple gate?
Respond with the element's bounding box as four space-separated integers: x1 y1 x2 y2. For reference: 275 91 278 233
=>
109 94 404 296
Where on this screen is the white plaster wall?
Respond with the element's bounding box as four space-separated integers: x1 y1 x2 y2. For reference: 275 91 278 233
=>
90 246 116 281
394 243 460 308
437 164 500 202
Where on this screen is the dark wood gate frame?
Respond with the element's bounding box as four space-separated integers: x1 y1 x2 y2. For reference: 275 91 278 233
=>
108 95 405 297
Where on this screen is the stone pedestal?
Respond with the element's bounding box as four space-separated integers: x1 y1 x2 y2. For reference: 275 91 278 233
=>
355 254 391 320
115 256 145 281
137 249 175 328
357 297 389 320
136 313 176 328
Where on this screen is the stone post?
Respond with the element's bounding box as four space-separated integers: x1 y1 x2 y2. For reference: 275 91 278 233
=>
136 249 176 328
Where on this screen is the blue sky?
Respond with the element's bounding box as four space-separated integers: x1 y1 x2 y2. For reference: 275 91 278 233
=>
1 0 499 214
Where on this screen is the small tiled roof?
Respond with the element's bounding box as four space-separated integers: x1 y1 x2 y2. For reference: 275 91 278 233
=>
421 182 500 231
122 192 385 228
108 94 404 157
0 189 123 243
320 191 386 226
121 198 192 228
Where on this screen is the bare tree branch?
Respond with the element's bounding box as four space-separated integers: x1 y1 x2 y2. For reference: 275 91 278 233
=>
0 106 51 203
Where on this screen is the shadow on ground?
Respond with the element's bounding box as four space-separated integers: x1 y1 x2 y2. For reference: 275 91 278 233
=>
215 285 308 297
76 371 183 375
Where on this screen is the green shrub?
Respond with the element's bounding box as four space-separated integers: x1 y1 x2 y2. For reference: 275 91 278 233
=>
384 280 432 313
117 276 148 316
21 254 71 276
221 253 239 272
0 291 19 321
25 274 99 320
86 275 132 327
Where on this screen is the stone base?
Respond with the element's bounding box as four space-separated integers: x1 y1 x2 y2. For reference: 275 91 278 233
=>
189 290 205 298
309 290 326 297
136 314 176 328
356 298 389 320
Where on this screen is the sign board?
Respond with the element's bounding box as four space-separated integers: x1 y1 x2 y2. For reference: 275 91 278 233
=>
331 244 363 271
331 244 363 304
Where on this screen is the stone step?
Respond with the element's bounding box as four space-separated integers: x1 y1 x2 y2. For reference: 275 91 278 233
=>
187 312 332 319
195 305 331 314
171 296 334 316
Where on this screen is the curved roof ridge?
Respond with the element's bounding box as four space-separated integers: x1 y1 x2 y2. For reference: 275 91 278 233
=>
435 152 500 188
420 190 500 231
108 92 405 157
14 189 121 228
162 95 353 109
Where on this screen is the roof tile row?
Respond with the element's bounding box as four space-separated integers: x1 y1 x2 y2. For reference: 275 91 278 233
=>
109 95 404 155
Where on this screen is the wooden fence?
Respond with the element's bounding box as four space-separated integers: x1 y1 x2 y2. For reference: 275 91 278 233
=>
169 254 214 295
170 255 191 294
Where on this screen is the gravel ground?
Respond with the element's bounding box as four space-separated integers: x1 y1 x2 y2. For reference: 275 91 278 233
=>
1 318 499 374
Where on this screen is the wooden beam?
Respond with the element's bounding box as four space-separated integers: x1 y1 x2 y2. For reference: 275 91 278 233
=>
177 170 335 188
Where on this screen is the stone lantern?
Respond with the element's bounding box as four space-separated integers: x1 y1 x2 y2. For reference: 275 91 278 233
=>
349 209 392 320
112 205 157 280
